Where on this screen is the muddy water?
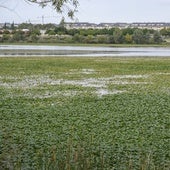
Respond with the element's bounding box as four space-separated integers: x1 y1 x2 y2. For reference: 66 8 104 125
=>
1 45 170 57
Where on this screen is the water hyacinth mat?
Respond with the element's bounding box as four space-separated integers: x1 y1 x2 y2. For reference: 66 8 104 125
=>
0 57 170 169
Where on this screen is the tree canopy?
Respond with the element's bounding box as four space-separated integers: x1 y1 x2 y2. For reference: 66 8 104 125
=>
27 0 79 18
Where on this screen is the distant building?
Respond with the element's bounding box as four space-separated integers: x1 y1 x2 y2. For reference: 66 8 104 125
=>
64 22 97 29
1 22 170 31
130 22 170 30
64 22 170 30
21 29 30 33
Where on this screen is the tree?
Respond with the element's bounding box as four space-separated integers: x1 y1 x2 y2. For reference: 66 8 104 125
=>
27 0 79 18
160 28 170 37
133 29 144 44
3 23 7 30
125 33 132 44
113 27 123 44
2 34 11 42
153 31 162 44
56 17 67 34
11 22 15 30
59 17 65 28
12 30 25 42
143 31 151 44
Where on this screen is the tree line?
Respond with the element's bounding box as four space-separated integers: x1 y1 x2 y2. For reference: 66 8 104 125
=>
1 23 169 44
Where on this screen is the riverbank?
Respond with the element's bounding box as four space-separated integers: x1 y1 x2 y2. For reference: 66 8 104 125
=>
1 42 170 47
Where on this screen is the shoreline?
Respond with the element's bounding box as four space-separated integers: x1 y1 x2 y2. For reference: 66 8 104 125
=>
1 42 170 47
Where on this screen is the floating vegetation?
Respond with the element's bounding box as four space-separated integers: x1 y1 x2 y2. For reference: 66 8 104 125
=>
0 73 149 98
0 57 170 169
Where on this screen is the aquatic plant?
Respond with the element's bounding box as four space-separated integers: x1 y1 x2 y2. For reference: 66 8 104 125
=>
0 57 169 169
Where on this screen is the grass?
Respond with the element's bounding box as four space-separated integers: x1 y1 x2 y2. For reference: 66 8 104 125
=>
1 42 170 47
0 57 170 169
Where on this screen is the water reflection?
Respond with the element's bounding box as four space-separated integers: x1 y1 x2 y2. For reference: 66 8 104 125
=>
0 45 170 57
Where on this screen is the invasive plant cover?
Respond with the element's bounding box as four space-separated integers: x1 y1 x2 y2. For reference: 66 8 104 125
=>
0 57 170 169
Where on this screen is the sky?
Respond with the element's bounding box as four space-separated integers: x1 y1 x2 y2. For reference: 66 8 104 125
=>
0 0 170 24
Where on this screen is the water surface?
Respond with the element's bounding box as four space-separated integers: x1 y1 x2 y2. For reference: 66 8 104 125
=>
0 45 170 57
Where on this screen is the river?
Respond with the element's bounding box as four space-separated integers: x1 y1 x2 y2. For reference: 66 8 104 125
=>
1 45 170 57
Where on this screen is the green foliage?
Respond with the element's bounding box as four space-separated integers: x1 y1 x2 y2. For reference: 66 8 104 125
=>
113 27 123 43
133 29 145 44
12 30 25 42
0 23 167 44
160 28 170 37
46 29 56 35
0 57 170 169
31 29 40 36
2 34 11 42
72 33 83 43
27 0 79 18
125 33 133 44
54 26 67 35
18 23 56 30
153 31 163 44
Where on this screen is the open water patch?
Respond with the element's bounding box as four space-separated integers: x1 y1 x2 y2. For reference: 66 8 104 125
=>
1 45 170 57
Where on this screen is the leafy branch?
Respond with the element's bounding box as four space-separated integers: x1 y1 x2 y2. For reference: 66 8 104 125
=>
26 0 79 18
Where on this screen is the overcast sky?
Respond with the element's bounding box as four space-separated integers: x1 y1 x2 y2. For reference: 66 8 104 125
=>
0 0 170 24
